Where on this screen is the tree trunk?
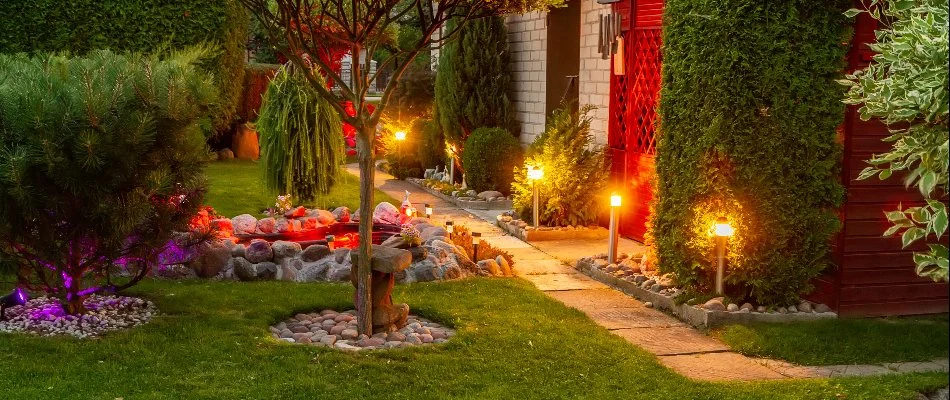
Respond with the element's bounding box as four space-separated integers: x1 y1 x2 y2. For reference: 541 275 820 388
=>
355 123 375 336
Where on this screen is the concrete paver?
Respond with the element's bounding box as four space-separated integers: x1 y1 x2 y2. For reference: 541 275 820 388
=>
660 352 788 381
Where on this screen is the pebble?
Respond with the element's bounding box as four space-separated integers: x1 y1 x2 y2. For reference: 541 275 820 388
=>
726 303 739 312
0 295 156 339
644 302 654 308
269 310 455 351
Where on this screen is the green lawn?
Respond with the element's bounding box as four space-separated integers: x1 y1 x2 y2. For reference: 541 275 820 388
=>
714 315 950 366
205 160 397 217
0 278 946 399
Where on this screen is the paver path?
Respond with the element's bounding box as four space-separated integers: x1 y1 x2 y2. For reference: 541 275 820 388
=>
349 166 950 381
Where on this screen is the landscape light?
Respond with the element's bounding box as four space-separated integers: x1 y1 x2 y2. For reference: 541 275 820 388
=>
394 131 407 141
445 221 454 234
424 204 432 218
527 164 544 228
608 193 621 263
713 216 733 295
714 217 734 237
472 232 482 261
0 288 28 321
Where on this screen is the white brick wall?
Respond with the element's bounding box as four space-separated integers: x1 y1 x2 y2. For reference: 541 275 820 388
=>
579 0 612 147
506 12 548 146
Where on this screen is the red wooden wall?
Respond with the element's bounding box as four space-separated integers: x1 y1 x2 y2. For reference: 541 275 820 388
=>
807 10 949 317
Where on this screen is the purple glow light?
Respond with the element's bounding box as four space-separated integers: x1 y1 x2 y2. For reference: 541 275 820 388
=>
15 288 27 304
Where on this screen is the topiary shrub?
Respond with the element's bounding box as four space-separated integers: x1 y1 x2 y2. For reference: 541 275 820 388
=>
511 105 609 227
462 127 523 194
257 66 344 200
0 50 217 314
655 0 849 306
416 118 446 170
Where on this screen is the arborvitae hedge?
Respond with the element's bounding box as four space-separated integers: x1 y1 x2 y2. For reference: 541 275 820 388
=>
0 0 247 134
655 0 850 306
435 17 513 150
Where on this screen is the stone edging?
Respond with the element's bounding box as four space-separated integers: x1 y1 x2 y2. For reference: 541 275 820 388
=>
495 217 609 241
575 258 836 328
405 178 513 210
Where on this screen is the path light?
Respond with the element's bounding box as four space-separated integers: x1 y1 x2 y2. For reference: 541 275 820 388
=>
445 221 454 234
0 288 28 321
424 204 433 219
472 232 482 261
446 144 456 183
404 207 414 218
394 130 407 141
326 235 336 251
608 193 622 264
526 164 544 228
713 216 734 295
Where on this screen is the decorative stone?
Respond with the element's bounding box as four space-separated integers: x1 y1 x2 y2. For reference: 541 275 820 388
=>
349 268 409 334
381 235 404 248
284 206 307 218
272 241 302 261
798 301 813 313
232 257 256 281
373 202 401 225
217 148 234 160
644 302 654 308
255 262 278 280
210 218 233 237
495 256 512 276
326 263 352 282
231 244 246 258
477 259 501 276
756 306 767 313
296 262 328 282
726 303 739 312
256 217 276 233
332 206 351 223
334 248 351 264
231 214 258 235
740 303 754 312
245 239 273 263
349 245 412 274
189 241 232 278
477 190 504 200
408 247 428 262
314 209 336 225
788 305 799 313
275 218 297 233
300 217 320 229
421 226 449 241
702 298 726 311
814 303 832 313
301 245 331 262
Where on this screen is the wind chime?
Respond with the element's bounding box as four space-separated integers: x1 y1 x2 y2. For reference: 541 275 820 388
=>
598 12 624 75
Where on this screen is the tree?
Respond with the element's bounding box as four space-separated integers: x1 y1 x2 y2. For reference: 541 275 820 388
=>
240 0 561 335
843 0 949 282
0 50 217 314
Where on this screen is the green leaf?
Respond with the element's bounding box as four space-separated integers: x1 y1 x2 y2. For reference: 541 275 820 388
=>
902 227 926 248
932 206 948 239
843 8 863 18
883 224 902 236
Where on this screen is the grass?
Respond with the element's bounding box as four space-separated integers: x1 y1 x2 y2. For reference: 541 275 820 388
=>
715 315 950 366
0 278 946 399
205 160 397 217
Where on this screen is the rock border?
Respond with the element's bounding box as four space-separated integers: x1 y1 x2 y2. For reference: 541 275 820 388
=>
0 295 156 339
495 215 609 242
576 256 836 328
269 310 455 350
406 178 513 210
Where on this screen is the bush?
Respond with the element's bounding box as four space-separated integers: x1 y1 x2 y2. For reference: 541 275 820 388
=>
390 63 436 120
435 17 514 150
655 0 849 306
511 105 609 227
257 66 345 200
380 119 423 179
0 0 248 134
0 50 217 314
449 225 515 267
416 118 446 170
462 128 523 194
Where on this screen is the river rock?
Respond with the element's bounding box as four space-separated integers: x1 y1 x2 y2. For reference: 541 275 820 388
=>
326 263 352 281
210 218 233 237
477 259 501 276
256 217 276 233
314 209 336 225
814 303 832 313
421 226 449 242
350 245 412 273
301 245 331 262
332 207 351 223
272 241 302 261
702 298 726 311
232 214 258 234
373 202 401 225
231 243 246 258
495 256 512 276
300 217 320 229
256 262 278 280
189 241 233 278
334 248 351 264
284 206 307 218
232 257 256 281
245 239 273 263
296 262 329 282
798 301 813 313
477 190 503 200
381 235 404 248
276 218 299 233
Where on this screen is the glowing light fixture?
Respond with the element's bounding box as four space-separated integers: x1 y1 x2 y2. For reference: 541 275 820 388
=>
445 221 454 234
610 193 622 207
608 193 621 263
526 165 544 181
394 130 407 141
424 204 433 218
714 217 734 237
404 207 414 217
472 232 482 261
0 288 28 321
527 164 544 228
713 216 733 295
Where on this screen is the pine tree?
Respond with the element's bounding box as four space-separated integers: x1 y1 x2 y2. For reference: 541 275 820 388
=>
0 50 217 314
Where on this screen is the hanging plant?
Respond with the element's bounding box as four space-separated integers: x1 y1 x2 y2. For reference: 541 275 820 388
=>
257 65 344 201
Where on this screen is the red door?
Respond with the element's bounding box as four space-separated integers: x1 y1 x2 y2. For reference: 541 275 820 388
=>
608 0 663 241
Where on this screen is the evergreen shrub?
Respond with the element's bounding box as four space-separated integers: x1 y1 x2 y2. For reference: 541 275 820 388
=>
462 128 523 194
0 50 217 313
655 0 850 305
416 118 446 171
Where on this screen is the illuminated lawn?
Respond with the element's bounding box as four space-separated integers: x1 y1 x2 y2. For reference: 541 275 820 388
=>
0 278 946 399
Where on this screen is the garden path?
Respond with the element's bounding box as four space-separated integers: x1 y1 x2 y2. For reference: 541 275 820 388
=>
347 165 950 381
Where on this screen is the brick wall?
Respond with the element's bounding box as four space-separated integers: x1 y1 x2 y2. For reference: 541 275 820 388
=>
579 1 612 146
506 12 548 146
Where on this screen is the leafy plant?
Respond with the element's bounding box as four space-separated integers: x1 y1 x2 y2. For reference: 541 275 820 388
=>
448 225 515 266
257 66 345 201
842 0 949 282
0 50 217 314
462 127 523 194
511 105 608 227
656 0 849 306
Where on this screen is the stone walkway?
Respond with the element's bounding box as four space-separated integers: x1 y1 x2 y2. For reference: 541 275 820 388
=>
348 166 950 381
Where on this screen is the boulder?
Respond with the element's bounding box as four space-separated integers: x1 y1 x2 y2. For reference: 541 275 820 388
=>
189 241 233 278
284 206 307 218
495 255 512 276
326 263 352 281
245 239 273 263
296 262 329 282
798 301 813 313
255 262 278 280
272 241 302 261
210 219 234 237
410 259 439 282
421 226 449 242
232 214 258 235
381 234 404 248
232 257 256 281
740 303 755 312
231 243 246 258
477 259 501 276
332 206 351 223
477 190 503 200
314 209 336 225
373 202 401 225
814 303 832 313
279 262 298 281
276 218 298 233
702 297 726 311
301 245 331 262
256 217 276 233
333 248 351 264
350 244 412 274
217 148 234 160
442 264 463 280
408 247 428 261
300 217 320 230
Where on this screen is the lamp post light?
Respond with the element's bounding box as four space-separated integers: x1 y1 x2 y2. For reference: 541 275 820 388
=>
0 288 28 321
713 216 734 295
472 232 482 261
394 130 406 167
424 203 432 219
526 165 544 228
445 221 454 234
608 193 622 264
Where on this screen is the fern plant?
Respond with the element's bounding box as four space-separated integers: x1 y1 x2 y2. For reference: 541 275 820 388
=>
257 65 344 201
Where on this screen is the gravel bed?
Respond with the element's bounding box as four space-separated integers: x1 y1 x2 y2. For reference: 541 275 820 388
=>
270 310 455 350
0 295 156 339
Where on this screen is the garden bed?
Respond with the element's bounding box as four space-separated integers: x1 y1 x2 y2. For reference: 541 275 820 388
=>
575 255 836 328
270 310 455 350
495 214 608 242
406 178 513 210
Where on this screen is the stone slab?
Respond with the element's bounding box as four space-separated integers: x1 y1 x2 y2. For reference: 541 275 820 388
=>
659 352 788 381
547 289 685 329
612 326 731 356
514 259 572 275
522 273 607 291
483 235 534 250
885 359 950 373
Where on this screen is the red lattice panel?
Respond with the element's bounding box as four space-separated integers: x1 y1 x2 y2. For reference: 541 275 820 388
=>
628 28 661 155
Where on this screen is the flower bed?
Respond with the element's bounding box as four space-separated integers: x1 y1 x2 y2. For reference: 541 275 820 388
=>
495 214 608 242
576 254 836 328
407 178 513 210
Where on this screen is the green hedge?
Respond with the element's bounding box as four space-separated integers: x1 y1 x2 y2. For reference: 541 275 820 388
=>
0 0 247 134
463 128 523 194
654 0 850 306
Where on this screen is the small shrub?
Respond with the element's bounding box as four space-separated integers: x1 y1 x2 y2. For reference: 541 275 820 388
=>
512 105 609 226
449 225 515 267
462 127 523 194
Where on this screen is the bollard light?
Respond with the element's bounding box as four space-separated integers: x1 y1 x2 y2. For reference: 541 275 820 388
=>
445 221 454 234
608 193 621 263
526 164 544 228
713 216 733 295
0 288 28 321
424 204 432 219
472 232 482 261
